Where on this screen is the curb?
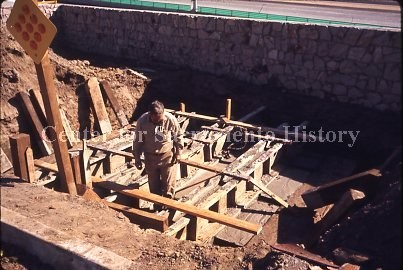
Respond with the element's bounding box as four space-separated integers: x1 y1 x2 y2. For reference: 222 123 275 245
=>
1 206 137 270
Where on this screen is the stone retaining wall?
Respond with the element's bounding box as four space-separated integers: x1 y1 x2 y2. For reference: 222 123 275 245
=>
4 4 401 111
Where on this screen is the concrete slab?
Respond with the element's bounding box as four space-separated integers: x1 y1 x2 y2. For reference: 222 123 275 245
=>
1 206 137 270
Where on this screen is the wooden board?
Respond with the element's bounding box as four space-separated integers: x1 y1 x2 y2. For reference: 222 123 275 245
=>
9 134 31 180
93 179 262 235
301 169 380 209
28 88 47 127
100 81 129 127
0 148 13 173
18 91 53 156
272 243 339 268
85 77 112 134
215 199 277 246
104 201 168 232
59 108 76 148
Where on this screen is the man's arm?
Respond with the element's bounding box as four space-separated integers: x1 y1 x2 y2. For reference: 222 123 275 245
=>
171 116 184 158
133 120 144 168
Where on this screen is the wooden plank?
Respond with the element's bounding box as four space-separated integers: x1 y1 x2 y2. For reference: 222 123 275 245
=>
104 201 168 232
85 77 112 134
306 189 365 247
165 217 190 239
70 151 83 185
34 159 58 173
179 156 289 208
272 243 339 268
25 148 35 183
18 91 53 156
301 169 381 209
93 179 262 235
35 54 77 195
201 125 292 144
82 140 92 188
87 144 134 159
100 81 129 127
0 148 13 173
166 109 320 141
215 200 277 246
226 98 231 120
59 108 76 148
28 88 47 127
9 134 31 181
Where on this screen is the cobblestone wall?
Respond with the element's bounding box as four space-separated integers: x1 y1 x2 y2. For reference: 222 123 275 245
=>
18 4 402 111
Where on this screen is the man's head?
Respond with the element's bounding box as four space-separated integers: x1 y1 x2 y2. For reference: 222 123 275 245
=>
149 100 164 124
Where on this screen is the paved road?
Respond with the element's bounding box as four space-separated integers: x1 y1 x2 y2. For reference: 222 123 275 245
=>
158 0 401 28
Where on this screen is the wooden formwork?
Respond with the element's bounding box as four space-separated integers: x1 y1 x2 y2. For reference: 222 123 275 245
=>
26 110 292 245
9 78 300 246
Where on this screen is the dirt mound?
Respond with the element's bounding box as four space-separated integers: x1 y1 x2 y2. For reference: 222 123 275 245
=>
1 24 147 160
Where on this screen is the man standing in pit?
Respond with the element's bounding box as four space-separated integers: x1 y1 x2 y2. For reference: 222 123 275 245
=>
133 100 183 200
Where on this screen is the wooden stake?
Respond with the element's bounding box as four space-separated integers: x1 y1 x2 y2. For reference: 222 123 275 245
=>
70 151 82 185
35 52 76 195
9 134 31 181
226 98 231 120
180 102 186 112
25 147 36 183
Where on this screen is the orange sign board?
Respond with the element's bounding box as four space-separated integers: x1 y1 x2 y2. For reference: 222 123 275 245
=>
6 0 57 64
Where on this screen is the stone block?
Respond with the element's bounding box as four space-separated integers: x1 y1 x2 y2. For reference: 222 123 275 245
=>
347 47 366 61
252 21 264 34
329 43 349 58
333 84 347 96
367 92 382 105
347 87 363 99
313 56 325 70
343 28 361 46
357 30 375 46
318 26 331 41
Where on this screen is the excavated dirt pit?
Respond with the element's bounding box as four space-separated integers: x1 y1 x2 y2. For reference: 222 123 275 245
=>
1 24 401 270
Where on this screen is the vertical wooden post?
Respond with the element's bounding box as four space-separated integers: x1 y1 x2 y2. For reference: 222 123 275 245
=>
70 151 82 185
180 102 186 112
35 52 77 195
9 134 31 181
25 147 36 183
226 99 231 120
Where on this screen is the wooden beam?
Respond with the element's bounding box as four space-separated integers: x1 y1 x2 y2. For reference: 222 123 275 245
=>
166 109 320 141
226 98 231 120
59 108 76 148
180 102 185 112
272 243 339 268
93 179 262 235
82 140 92 188
179 157 289 208
9 134 31 181
201 125 292 144
35 53 77 195
28 88 47 127
302 169 381 209
100 81 129 127
70 151 83 185
306 189 365 247
25 148 36 183
86 77 112 134
0 148 13 174
34 159 58 173
87 144 134 159
104 201 168 232
18 91 53 156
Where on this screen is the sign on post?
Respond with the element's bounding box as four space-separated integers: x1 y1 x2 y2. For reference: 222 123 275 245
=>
6 0 77 195
6 0 57 63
